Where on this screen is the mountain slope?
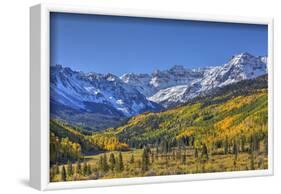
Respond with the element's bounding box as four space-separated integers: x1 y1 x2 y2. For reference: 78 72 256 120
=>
50 65 161 131
50 119 100 165
107 75 268 148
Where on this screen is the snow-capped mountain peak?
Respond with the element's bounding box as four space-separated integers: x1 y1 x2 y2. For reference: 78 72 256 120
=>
168 65 188 74
120 64 203 97
50 65 161 119
148 53 267 107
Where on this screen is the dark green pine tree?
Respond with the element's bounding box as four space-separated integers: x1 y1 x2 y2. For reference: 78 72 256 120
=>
165 154 169 167
161 140 169 154
224 138 229 154
67 160 73 177
264 134 268 154
86 164 92 175
181 154 187 164
129 154 134 164
155 146 159 161
61 165 67 181
116 152 124 172
194 148 198 159
98 155 104 172
166 141 170 153
103 154 109 172
82 161 88 175
201 144 209 161
151 152 154 163
252 134 260 152
141 147 149 172
233 141 238 160
76 160 81 174
172 150 176 160
109 153 116 171
240 136 246 152
250 151 255 170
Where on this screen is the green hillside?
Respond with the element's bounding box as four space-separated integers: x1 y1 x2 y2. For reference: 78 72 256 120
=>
50 120 100 164
108 75 268 151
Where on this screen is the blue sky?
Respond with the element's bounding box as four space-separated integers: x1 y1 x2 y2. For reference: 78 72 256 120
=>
50 12 268 76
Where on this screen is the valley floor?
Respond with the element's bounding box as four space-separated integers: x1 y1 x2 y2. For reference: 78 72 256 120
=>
50 146 268 182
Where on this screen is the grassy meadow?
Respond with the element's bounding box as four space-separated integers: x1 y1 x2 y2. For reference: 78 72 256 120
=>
51 145 268 182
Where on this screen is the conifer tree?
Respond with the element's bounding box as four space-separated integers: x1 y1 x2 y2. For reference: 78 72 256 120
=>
155 147 159 160
233 142 238 160
181 154 187 164
201 144 209 161
194 148 198 159
141 148 149 172
98 155 104 172
255 135 260 152
250 151 255 170
109 153 116 171
61 165 67 181
151 152 154 163
161 140 169 154
116 152 124 172
165 154 169 167
86 164 92 175
240 136 246 152
264 134 268 154
67 160 73 177
129 154 134 164
120 152 124 171
172 150 176 160
252 134 257 152
103 154 109 172
75 160 81 174
82 161 88 175
224 138 229 154
233 158 237 170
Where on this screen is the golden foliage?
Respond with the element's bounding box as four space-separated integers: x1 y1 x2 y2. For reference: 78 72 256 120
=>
90 133 129 151
216 93 265 112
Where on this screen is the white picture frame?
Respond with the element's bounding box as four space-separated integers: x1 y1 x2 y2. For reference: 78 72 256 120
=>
30 3 274 191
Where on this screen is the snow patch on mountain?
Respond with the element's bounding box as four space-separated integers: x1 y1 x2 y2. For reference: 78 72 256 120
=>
121 65 203 97
148 85 189 103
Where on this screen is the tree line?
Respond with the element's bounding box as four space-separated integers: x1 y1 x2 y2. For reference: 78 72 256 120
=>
50 160 92 181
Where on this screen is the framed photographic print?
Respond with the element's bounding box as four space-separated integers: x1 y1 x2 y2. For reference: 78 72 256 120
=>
30 3 274 190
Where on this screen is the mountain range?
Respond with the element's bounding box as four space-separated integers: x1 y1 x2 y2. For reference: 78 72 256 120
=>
123 52 267 107
50 52 267 131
